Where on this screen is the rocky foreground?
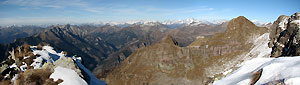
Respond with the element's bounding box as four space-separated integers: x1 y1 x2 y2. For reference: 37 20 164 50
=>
0 44 106 85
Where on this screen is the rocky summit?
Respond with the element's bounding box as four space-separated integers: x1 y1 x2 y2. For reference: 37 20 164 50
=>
269 12 300 57
0 44 105 85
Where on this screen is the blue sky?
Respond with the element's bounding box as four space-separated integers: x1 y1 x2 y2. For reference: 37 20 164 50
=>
0 0 299 25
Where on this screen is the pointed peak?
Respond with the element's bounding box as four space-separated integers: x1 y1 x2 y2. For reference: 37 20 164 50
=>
160 34 179 46
236 16 247 19
54 24 71 29
229 16 255 26
225 15 267 40
62 24 71 28
233 16 252 23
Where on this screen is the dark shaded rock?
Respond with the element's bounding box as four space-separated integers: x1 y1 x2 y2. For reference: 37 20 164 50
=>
250 69 263 85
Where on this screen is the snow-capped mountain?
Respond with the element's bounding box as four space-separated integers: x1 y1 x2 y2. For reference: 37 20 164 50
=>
214 56 300 85
90 18 228 28
162 18 227 28
251 20 272 27
162 18 225 25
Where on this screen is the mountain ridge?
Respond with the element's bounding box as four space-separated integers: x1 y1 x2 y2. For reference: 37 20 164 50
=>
103 16 269 84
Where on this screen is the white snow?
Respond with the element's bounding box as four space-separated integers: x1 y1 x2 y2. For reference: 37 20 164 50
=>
285 77 300 85
11 74 18 83
9 63 17 68
142 22 159 26
205 33 272 79
30 45 66 69
32 50 53 63
279 17 289 30
9 45 104 85
251 20 271 27
20 62 27 71
42 46 57 54
214 56 300 85
246 33 272 58
50 66 88 85
74 58 107 85
23 56 30 59
30 57 43 69
291 20 300 26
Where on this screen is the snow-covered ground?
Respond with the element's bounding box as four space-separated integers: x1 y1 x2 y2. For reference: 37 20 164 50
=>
8 45 106 85
31 46 65 69
205 33 272 80
214 56 300 85
50 66 88 85
74 58 107 85
245 33 272 58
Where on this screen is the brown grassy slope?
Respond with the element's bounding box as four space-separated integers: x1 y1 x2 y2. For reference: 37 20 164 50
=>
103 16 268 85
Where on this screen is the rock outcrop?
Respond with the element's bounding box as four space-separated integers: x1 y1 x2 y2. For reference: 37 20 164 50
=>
269 12 300 57
0 44 91 84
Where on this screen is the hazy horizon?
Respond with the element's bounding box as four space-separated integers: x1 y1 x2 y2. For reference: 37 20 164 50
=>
0 0 299 26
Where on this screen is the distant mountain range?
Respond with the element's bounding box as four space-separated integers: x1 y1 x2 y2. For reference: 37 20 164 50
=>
0 18 270 45
0 20 229 75
0 15 279 85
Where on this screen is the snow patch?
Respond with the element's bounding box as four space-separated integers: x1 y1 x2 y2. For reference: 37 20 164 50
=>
291 20 300 26
7 45 104 84
50 66 88 85
246 33 272 58
11 74 18 83
279 17 289 30
30 57 43 69
23 56 30 59
9 63 17 68
20 62 27 71
74 58 107 85
214 56 300 85
285 77 300 85
43 46 57 54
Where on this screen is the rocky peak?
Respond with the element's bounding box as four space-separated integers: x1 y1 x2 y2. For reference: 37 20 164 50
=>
226 16 256 32
0 45 84 84
62 24 71 29
225 16 267 41
291 12 300 20
160 34 179 46
269 12 300 57
236 16 248 20
50 24 86 36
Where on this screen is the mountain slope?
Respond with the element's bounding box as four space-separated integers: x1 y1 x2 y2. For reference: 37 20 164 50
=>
9 25 115 70
103 16 268 84
215 12 300 85
0 20 233 78
0 26 48 44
